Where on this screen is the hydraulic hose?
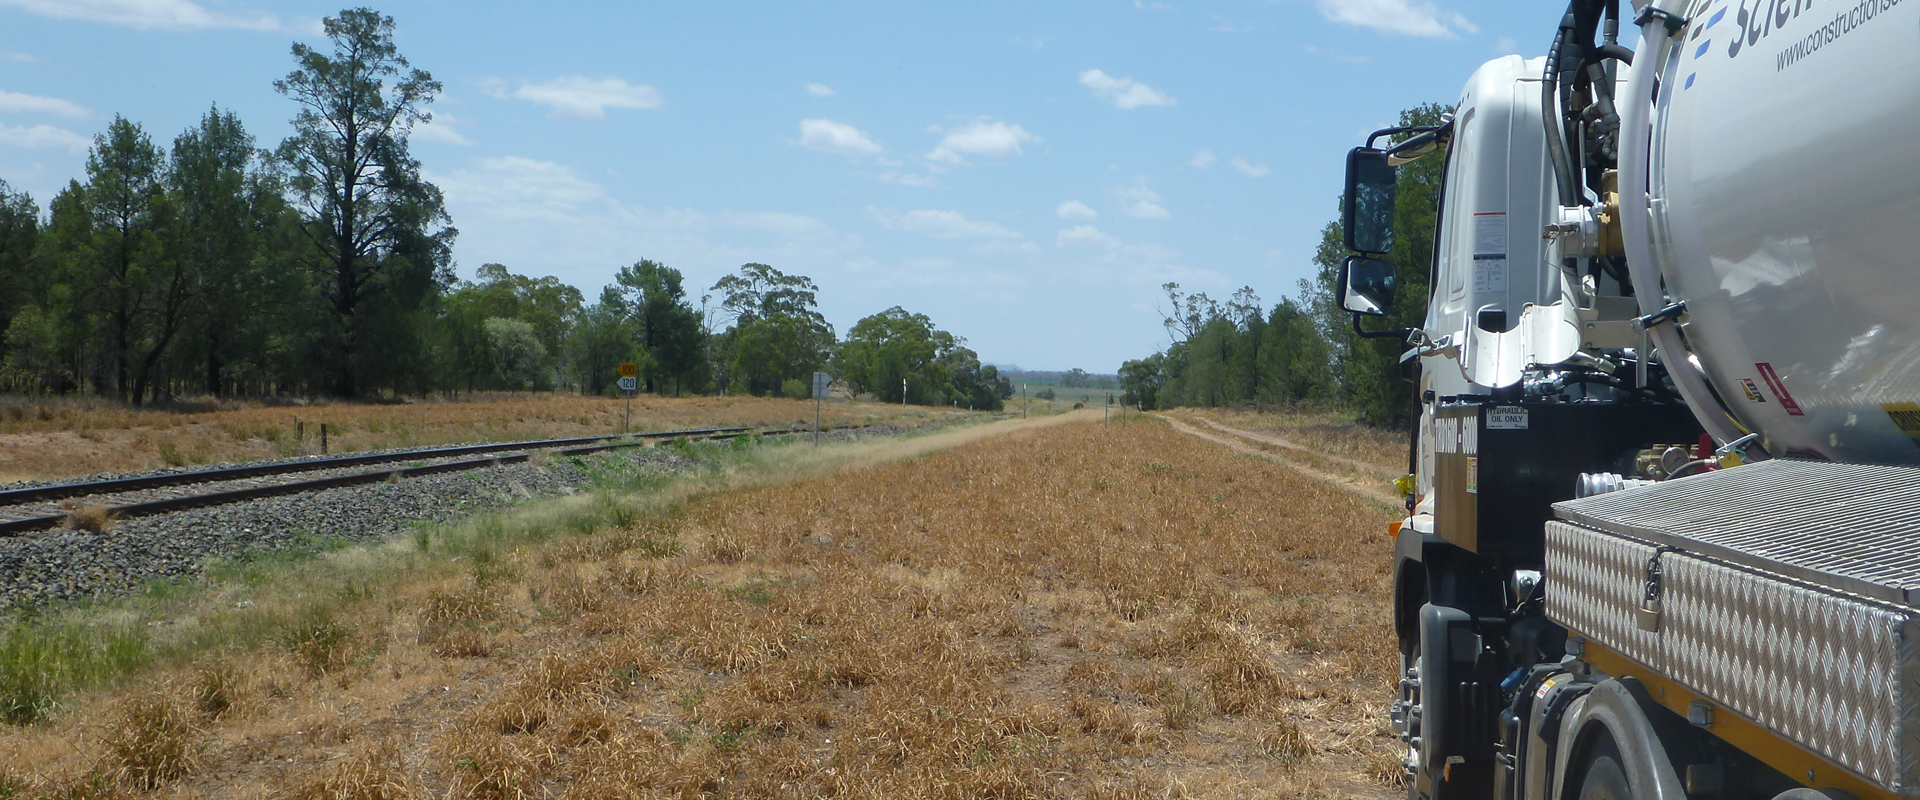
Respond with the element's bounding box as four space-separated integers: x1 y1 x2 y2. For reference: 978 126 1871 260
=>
1543 15 1577 206
1618 0 1748 447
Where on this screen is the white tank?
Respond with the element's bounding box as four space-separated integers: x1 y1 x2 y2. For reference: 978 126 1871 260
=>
1647 0 1920 463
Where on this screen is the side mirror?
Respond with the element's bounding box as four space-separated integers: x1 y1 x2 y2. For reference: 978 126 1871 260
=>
1339 255 1397 316
1343 147 1397 255
1386 128 1445 165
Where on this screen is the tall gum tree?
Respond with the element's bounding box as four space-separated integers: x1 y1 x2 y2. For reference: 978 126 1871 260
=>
275 7 453 397
80 117 169 403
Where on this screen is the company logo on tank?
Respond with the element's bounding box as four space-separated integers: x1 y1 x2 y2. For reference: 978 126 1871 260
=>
1724 0 1905 69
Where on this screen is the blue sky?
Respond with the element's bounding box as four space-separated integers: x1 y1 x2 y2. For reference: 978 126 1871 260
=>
0 0 1563 372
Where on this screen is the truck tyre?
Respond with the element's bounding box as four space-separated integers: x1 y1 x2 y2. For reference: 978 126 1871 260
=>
1577 740 1632 800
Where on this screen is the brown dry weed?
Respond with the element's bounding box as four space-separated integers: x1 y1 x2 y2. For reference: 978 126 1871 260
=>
0 413 1402 799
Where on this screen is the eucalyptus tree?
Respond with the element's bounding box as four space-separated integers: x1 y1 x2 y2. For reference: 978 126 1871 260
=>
610 260 705 394
169 106 302 395
275 7 453 396
0 180 38 348
53 117 173 402
709 263 834 396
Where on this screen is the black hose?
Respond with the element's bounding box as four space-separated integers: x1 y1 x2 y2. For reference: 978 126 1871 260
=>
1592 43 1635 65
1543 13 1577 206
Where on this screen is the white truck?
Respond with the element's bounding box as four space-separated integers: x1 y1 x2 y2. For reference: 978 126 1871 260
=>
1336 0 1920 798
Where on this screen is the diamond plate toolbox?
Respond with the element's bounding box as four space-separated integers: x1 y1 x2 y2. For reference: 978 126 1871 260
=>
1546 519 1920 794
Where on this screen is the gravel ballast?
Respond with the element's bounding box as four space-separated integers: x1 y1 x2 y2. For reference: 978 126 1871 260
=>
0 426 922 609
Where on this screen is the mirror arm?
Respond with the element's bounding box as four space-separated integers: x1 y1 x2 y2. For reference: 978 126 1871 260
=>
1365 125 1433 150
1351 313 1415 341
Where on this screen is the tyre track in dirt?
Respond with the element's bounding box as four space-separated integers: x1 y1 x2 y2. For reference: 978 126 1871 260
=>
1161 415 1401 508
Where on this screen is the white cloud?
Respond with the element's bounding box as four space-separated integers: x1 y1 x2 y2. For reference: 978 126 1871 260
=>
1229 157 1269 177
411 112 472 146
429 156 862 292
1495 37 1517 54
1057 225 1118 249
877 171 938 188
1113 184 1171 219
1056 200 1097 221
0 0 279 30
0 90 87 119
1316 0 1476 37
0 123 88 152
507 77 662 121
805 83 835 97
973 239 1040 255
1078 69 1176 109
869 207 1023 240
1209 16 1245 33
0 48 33 63
1189 149 1215 169
1054 225 1191 278
799 119 883 156
927 120 1036 165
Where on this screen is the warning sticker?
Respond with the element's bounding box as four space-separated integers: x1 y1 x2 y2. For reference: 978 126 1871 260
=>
1473 259 1507 293
1472 212 1508 294
1883 402 1920 447
1466 457 1478 494
1473 212 1507 258
1739 378 1767 403
1754 362 1804 416
1486 406 1528 430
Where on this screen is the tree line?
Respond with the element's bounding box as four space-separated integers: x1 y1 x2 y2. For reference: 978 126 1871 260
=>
1119 104 1446 428
0 7 1011 411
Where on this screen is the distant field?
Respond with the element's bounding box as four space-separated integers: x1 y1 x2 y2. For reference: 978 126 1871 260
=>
0 411 1404 798
1009 383 1122 407
0 394 957 483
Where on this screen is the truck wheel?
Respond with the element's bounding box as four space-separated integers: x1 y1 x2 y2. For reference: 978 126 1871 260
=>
1577 741 1632 800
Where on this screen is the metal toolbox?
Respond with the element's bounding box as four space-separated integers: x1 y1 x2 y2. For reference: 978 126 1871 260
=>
1546 460 1920 795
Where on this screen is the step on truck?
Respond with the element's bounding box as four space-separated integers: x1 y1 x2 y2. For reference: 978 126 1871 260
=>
1334 0 1920 798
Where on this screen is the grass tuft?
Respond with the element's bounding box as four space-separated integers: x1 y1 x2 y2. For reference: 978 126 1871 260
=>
57 502 114 534
285 738 424 800
282 614 357 677
103 691 199 790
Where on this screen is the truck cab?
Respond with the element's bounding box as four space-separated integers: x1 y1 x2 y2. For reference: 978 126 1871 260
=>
1335 2 1920 799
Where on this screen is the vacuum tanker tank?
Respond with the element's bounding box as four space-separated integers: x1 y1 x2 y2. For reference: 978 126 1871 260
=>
1643 0 1920 464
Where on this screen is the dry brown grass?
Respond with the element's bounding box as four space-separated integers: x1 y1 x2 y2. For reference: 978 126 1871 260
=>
58 501 115 533
1175 407 1407 474
0 415 1401 799
0 393 953 482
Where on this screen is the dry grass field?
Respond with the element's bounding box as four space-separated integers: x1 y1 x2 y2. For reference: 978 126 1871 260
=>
0 394 952 483
0 412 1405 799
1169 409 1406 475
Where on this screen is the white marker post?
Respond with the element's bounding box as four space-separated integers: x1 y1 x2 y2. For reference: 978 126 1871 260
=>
812 371 831 446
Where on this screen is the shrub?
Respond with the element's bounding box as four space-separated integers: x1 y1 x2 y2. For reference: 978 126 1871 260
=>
781 378 809 400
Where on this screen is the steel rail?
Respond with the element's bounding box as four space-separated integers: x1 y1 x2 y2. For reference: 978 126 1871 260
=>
0 425 752 507
0 423 837 537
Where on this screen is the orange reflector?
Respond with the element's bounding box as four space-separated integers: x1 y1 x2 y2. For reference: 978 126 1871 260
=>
1388 520 1403 538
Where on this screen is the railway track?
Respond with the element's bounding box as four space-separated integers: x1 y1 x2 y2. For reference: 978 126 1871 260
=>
0 423 818 536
